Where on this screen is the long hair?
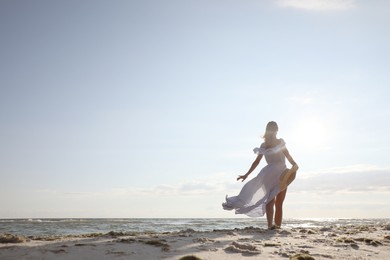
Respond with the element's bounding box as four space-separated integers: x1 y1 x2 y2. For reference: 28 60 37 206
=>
263 121 278 146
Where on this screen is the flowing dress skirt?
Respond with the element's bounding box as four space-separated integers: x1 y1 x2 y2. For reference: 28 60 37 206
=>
223 162 287 217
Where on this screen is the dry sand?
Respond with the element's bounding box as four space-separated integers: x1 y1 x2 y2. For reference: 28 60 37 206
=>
1 224 389 259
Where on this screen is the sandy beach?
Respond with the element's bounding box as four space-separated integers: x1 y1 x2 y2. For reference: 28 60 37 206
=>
1 223 389 260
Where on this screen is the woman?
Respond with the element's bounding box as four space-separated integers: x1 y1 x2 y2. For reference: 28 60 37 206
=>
222 121 298 229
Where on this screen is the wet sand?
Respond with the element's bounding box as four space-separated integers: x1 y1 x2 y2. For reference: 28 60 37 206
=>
1 224 389 259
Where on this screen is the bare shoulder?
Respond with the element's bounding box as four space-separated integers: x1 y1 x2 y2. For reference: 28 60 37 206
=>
278 138 285 144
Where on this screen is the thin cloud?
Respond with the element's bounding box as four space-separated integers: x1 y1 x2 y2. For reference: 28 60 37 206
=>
304 164 390 176
37 164 390 199
291 164 390 194
134 165 390 196
277 0 356 11
133 164 390 196
38 173 242 198
136 179 240 197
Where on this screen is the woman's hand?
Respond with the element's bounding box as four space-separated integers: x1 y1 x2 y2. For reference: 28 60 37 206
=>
237 174 248 182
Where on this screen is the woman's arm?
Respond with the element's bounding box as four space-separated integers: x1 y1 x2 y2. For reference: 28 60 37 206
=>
237 154 263 182
282 147 299 186
283 148 298 168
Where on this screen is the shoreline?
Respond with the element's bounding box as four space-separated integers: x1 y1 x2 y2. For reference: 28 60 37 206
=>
1 224 390 259
1 217 388 237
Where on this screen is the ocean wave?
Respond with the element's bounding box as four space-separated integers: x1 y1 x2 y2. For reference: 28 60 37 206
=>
1 218 389 237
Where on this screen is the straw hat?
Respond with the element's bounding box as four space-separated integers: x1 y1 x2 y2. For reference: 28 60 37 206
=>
279 164 298 191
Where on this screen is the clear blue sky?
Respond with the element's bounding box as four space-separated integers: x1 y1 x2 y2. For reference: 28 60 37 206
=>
1 0 389 218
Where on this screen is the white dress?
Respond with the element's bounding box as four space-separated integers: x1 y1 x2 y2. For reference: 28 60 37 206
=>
222 139 288 217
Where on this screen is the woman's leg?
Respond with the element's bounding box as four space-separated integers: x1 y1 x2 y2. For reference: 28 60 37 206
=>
266 198 275 228
274 188 287 227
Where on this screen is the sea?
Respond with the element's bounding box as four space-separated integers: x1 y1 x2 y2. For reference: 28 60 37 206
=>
1 218 389 237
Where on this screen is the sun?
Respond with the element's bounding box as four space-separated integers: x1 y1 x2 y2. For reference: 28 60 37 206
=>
290 118 330 149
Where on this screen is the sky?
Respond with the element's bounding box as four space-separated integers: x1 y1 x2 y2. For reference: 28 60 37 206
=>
1 0 390 219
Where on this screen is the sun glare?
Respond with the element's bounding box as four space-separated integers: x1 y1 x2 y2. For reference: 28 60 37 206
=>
290 118 330 149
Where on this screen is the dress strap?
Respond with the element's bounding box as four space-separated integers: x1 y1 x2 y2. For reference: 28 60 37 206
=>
253 147 266 155
253 139 286 155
